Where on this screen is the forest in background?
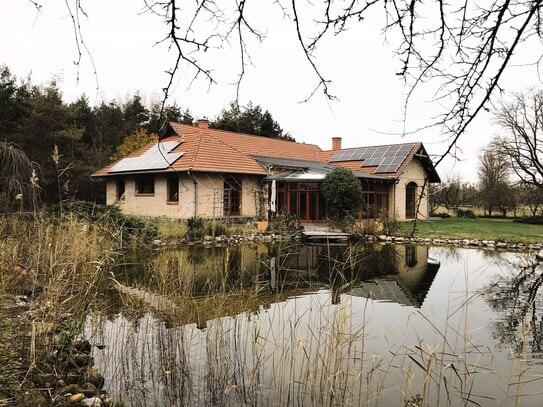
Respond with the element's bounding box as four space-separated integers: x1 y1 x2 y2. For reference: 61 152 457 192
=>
0 65 290 206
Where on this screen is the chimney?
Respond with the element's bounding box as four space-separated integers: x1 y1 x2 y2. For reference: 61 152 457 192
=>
332 137 342 150
197 118 209 129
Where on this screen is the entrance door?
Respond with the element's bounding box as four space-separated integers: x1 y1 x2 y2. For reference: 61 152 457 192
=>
287 183 324 223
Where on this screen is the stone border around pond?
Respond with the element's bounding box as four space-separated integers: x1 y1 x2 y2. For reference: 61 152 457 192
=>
151 231 543 255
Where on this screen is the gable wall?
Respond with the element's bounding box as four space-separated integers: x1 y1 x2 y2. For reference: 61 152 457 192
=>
393 159 430 220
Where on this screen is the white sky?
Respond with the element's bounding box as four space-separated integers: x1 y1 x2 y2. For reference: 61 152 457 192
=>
2 1 542 181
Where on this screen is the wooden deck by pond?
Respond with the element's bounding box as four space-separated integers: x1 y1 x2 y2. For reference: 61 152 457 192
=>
301 231 352 243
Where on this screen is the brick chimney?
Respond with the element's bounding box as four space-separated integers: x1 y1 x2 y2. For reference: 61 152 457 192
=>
197 118 209 129
332 137 342 150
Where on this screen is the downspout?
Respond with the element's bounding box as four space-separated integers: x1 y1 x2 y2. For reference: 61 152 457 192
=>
187 170 198 217
393 178 399 220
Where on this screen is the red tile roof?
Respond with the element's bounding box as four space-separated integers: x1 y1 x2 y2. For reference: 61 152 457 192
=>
92 121 436 181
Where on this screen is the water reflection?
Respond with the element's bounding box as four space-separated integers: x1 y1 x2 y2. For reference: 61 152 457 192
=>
85 245 543 406
106 243 439 328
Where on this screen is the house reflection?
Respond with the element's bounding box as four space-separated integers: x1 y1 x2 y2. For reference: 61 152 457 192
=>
268 243 440 307
105 243 439 328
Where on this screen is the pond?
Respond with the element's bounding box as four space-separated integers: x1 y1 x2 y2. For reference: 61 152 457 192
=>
85 243 543 406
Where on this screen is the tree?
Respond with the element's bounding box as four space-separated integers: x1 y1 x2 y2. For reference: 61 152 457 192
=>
147 102 194 134
123 93 149 136
110 129 159 161
495 90 543 189
103 0 543 165
321 167 363 220
211 101 293 140
0 141 40 212
478 143 511 216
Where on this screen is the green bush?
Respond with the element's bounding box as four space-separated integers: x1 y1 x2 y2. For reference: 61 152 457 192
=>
321 168 363 221
514 216 543 225
46 201 158 244
457 208 476 218
187 216 206 238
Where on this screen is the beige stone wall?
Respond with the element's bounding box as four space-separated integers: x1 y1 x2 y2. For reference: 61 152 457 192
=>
393 159 430 220
106 172 265 219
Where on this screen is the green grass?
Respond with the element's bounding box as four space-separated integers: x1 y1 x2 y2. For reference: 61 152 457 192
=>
397 217 543 243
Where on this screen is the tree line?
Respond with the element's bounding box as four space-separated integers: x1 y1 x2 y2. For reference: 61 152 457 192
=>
0 66 290 211
432 88 543 218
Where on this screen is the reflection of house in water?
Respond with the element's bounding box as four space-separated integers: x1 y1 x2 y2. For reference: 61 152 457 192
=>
348 245 439 307
108 243 439 329
268 243 440 308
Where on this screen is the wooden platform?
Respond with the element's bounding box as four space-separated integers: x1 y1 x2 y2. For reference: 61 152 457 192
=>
301 231 351 243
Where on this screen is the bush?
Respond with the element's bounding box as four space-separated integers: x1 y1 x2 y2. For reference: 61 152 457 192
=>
514 216 543 225
46 201 158 244
457 208 476 218
321 168 363 221
187 216 206 238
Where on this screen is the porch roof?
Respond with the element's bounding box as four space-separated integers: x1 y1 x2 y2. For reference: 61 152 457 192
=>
257 156 392 182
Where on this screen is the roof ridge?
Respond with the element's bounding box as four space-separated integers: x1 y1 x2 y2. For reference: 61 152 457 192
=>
323 141 418 153
172 121 321 149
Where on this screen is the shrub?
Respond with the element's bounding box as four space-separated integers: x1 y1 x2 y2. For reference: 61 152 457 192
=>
321 168 363 221
187 216 206 238
457 208 476 218
514 216 543 225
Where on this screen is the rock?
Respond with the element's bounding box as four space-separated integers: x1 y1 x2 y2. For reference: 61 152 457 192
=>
70 393 85 402
537 249 543 261
152 239 162 245
81 396 102 406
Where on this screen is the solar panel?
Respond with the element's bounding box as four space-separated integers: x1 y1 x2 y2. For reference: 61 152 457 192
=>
330 144 414 175
109 141 184 173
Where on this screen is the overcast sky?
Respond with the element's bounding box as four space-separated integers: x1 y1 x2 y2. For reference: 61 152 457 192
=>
2 1 542 181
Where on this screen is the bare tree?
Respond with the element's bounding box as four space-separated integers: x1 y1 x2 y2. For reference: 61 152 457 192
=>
32 1 543 164
495 90 543 189
478 142 511 216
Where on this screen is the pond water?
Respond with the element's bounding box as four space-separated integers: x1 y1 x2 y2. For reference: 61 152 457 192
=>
85 243 543 406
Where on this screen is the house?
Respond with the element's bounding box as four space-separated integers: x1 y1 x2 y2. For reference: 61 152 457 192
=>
92 119 440 222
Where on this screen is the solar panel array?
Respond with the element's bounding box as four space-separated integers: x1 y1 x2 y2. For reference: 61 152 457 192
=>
109 141 184 173
329 144 413 173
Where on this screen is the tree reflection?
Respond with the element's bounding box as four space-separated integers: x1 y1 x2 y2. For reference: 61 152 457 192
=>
485 253 543 358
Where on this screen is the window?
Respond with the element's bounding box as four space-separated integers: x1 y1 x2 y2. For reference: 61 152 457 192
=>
362 183 389 218
405 182 417 219
224 175 242 216
167 175 179 202
116 178 125 201
135 175 154 195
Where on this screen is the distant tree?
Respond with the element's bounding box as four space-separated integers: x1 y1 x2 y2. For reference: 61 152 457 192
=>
495 90 543 189
0 66 30 136
518 184 543 216
110 129 158 161
123 93 149 136
211 101 293 140
478 143 511 216
147 102 194 134
321 167 363 220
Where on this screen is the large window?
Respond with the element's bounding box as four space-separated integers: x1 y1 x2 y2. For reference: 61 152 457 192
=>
362 183 389 218
135 175 155 195
405 182 418 219
167 175 179 203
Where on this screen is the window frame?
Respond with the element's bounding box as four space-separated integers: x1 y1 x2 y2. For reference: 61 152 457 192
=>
135 175 155 196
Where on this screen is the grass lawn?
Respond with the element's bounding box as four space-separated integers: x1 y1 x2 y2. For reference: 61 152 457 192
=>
397 217 543 243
